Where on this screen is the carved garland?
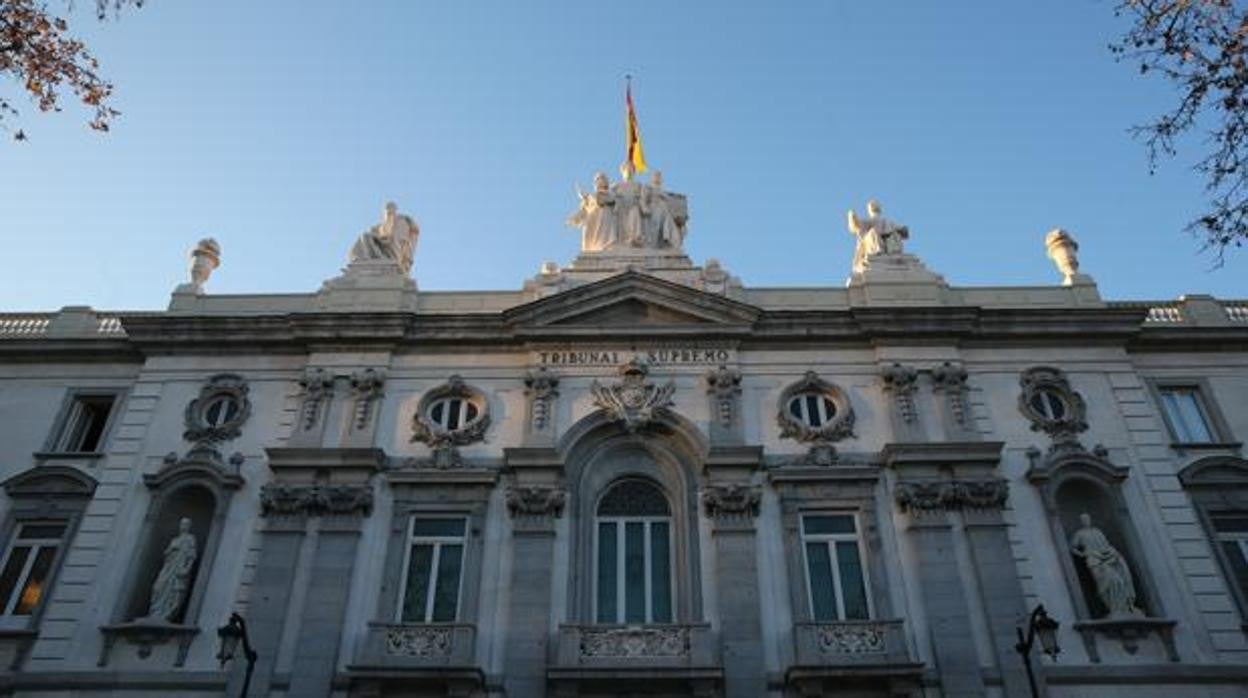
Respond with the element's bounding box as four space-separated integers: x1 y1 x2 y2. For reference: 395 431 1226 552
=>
777 371 855 444
880 363 918 424
1018 366 1088 449
505 486 566 520
183 373 252 444
893 479 1009 512
579 626 691 658
590 358 675 432
931 361 970 427
298 367 334 431
702 483 761 520
259 483 374 517
350 368 386 431
411 375 491 459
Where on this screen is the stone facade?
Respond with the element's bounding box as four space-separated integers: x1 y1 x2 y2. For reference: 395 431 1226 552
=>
0 200 1247 698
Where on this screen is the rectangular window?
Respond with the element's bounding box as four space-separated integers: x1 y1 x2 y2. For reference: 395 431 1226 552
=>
801 514 871 621
0 522 67 619
595 518 672 624
1158 386 1217 444
397 517 465 623
1213 514 1248 604
50 393 117 453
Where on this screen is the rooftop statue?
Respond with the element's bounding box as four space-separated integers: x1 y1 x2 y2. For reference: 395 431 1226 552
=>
348 202 420 273
568 171 687 254
847 199 909 276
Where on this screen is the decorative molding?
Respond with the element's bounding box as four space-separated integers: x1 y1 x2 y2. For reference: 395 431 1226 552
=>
931 361 970 428
702 483 761 520
1019 366 1088 450
814 622 887 655
524 368 559 433
505 486 566 520
590 358 675 432
893 478 1009 512
349 367 386 431
145 446 244 491
777 371 855 444
2 464 97 499
705 364 742 428
578 626 691 659
1073 618 1179 663
384 626 453 658
258 483 373 517
297 367 334 431
410 375 491 468
880 363 918 424
182 373 251 444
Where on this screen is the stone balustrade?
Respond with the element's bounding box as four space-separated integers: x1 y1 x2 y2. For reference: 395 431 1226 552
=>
1109 295 1248 326
352 622 477 669
792 619 913 667
0 308 131 338
554 623 718 668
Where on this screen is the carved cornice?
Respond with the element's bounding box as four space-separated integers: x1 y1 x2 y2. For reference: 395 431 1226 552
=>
590 359 675 432
259 483 374 517
505 486 566 520
893 478 1009 512
702 483 761 520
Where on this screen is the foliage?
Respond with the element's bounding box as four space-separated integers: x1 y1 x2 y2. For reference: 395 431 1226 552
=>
1112 0 1248 257
0 0 140 140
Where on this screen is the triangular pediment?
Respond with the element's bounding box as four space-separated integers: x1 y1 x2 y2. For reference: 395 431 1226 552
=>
504 271 760 336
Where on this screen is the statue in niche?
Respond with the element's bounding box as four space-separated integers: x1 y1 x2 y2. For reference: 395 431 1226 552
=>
348 201 420 273
847 199 909 275
567 171 688 253
1069 513 1143 617
146 517 198 622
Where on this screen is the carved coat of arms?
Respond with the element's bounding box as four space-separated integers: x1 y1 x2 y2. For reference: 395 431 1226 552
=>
590 359 675 432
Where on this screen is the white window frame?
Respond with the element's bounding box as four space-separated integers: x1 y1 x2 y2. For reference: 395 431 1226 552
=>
0 521 67 628
799 512 873 622
1157 385 1218 444
788 393 837 429
49 392 118 454
427 397 481 432
593 514 675 624
394 516 466 624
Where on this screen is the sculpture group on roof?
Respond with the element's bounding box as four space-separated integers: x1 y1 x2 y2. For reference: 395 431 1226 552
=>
566 169 688 254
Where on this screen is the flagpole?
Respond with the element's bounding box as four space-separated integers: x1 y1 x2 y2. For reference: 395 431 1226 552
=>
623 74 635 181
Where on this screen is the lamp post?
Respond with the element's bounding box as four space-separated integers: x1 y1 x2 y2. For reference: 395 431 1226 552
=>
217 612 257 698
1014 603 1060 698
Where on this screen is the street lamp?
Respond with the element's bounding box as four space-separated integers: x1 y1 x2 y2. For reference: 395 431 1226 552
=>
217 612 257 697
1015 604 1060 698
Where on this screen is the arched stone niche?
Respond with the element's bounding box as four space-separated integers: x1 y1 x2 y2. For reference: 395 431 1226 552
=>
559 410 708 624
100 448 243 667
1027 449 1178 661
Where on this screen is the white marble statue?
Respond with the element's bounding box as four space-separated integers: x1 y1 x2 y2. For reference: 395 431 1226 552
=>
567 171 688 253
348 202 420 273
1069 513 1142 617
847 200 909 275
146 517 198 622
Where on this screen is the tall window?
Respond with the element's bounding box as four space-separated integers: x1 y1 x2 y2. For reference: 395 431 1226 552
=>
801 514 870 621
1212 514 1248 603
1158 386 1217 443
398 517 465 623
595 480 673 624
51 394 116 453
0 522 66 623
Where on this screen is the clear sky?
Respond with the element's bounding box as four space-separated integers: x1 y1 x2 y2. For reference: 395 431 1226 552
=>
1 1 1243 311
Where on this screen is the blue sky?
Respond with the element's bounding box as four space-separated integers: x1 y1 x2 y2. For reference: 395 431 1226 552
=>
0 1 1242 311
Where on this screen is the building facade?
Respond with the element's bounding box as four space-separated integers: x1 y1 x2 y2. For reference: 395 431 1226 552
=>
0 185 1247 698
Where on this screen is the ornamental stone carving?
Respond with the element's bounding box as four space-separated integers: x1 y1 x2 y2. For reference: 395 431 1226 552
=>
524 368 559 433
1070 513 1143 618
590 359 675 432
174 238 220 294
1019 366 1088 449
880 363 918 424
777 371 855 444
349 368 386 431
847 199 909 276
705 364 742 428
411 376 491 468
579 626 691 658
894 479 1009 512
505 486 566 520
566 170 688 253
297 367 334 431
259 483 374 517
385 626 452 658
183 374 251 444
144 517 198 622
931 361 970 428
347 202 420 274
815 622 887 655
702 483 761 520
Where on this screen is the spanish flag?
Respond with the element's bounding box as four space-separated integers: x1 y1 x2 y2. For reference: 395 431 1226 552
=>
625 82 649 175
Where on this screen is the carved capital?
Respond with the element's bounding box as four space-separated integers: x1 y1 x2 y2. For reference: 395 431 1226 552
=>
893 478 1009 512
505 486 566 520
259 483 374 517
590 358 675 432
702 483 761 520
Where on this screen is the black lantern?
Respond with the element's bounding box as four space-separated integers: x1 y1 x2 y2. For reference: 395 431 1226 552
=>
1015 604 1061 698
216 612 257 697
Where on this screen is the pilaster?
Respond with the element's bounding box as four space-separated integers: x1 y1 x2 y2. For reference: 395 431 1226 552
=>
703 483 764 698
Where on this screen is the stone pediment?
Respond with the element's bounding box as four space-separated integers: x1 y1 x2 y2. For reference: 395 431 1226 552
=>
504 271 760 336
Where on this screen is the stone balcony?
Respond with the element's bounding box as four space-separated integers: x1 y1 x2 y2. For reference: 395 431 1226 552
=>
346 623 483 695
549 624 722 696
787 620 924 696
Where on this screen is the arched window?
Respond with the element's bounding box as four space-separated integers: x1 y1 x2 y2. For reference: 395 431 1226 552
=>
594 479 673 624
